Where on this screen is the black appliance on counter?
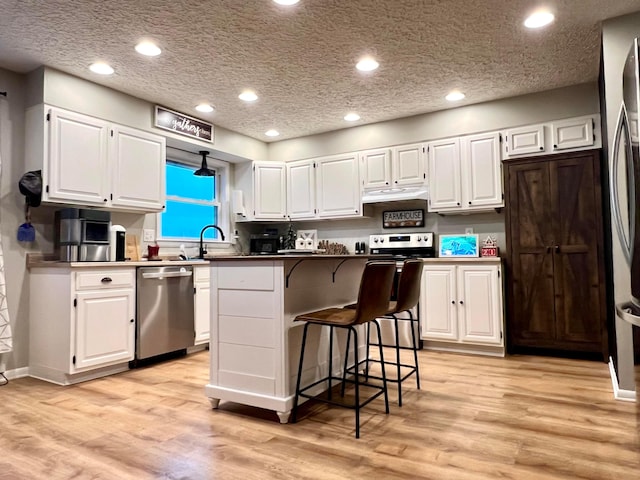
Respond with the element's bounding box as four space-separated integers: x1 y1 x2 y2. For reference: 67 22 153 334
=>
250 233 282 255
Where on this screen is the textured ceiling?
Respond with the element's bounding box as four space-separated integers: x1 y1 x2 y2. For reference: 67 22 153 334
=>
1 0 640 142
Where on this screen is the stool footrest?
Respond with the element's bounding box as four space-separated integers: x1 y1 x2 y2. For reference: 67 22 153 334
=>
297 375 387 411
346 359 418 384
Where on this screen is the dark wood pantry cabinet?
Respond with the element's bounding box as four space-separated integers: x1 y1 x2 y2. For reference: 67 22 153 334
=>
504 149 607 358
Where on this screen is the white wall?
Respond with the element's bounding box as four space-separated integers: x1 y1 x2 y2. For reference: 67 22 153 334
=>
268 82 599 162
602 13 640 392
0 67 29 371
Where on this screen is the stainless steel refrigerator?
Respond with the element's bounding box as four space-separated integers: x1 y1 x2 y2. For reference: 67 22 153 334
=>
611 37 640 328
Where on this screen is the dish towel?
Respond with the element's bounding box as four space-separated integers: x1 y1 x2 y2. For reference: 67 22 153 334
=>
0 97 12 355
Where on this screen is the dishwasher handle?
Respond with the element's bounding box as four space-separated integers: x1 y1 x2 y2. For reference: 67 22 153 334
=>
142 271 193 279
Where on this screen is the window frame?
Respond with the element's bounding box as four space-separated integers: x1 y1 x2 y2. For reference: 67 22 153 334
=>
156 149 230 244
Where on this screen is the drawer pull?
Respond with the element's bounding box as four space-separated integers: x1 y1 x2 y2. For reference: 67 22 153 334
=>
101 277 113 283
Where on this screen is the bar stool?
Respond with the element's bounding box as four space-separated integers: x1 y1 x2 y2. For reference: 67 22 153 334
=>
291 260 396 438
347 258 423 406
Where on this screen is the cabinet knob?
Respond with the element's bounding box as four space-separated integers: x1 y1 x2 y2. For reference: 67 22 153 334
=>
468 201 471 205
451 300 455 304
457 202 460 206
355 209 358 213
546 246 551 253
101 277 113 283
130 318 134 323
459 300 464 305
553 144 558 149
539 146 544 151
385 182 389 185
103 198 108 202
394 180 398 184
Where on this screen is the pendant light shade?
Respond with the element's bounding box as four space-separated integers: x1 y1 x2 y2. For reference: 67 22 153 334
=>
194 150 215 177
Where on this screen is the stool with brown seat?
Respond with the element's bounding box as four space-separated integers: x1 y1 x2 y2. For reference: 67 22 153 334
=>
291 260 396 438
346 258 423 406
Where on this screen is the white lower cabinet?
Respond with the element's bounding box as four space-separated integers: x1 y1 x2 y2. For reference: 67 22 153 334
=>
29 267 136 385
194 265 210 345
420 261 504 354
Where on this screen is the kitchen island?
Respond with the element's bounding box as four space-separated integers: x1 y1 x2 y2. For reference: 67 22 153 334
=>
204 255 373 423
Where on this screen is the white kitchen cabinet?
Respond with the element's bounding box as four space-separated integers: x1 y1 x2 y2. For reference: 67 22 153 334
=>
194 265 210 345
29 266 136 385
286 159 316 219
427 132 502 213
233 161 287 221
551 115 595 151
503 124 546 157
420 261 504 354
110 125 166 211
361 143 426 190
25 105 166 212
316 152 362 218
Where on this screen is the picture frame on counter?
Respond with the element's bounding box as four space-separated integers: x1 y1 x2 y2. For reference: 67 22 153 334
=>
438 234 480 257
382 209 424 228
154 106 214 143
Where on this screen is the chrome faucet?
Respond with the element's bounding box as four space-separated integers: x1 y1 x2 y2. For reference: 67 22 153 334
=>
199 225 226 259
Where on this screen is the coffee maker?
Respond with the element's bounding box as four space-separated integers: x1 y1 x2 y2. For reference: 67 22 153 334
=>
109 225 127 261
55 208 111 262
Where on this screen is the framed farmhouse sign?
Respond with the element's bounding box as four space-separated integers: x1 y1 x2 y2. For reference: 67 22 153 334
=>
383 209 424 228
155 106 214 143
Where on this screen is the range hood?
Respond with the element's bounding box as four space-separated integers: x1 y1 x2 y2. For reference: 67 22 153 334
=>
362 185 429 204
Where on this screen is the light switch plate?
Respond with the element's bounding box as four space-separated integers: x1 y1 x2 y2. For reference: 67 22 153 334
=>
143 229 155 242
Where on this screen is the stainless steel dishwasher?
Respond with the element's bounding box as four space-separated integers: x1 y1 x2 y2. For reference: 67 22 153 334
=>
136 265 195 362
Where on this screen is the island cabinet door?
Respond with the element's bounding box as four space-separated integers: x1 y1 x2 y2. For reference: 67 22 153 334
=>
73 288 135 371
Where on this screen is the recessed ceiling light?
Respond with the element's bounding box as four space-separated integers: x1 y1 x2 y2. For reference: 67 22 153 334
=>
344 113 361 122
445 91 466 102
135 41 162 56
239 90 258 102
89 62 114 75
273 0 299 5
356 57 379 72
265 129 280 137
195 104 215 113
524 10 555 29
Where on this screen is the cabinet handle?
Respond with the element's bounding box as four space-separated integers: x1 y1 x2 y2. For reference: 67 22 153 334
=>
468 201 471 205
459 300 464 305
546 246 551 253
101 277 113 283
103 198 108 202
451 300 455 304
385 182 389 185
130 318 134 323
394 180 398 184
355 209 358 213
553 144 558 149
456 202 460 206
554 245 560 253
539 146 544 151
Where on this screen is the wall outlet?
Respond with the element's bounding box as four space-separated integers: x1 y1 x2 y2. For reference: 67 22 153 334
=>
465 227 474 234
143 229 155 242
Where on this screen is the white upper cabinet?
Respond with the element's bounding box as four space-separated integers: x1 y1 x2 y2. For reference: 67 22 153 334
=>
503 124 545 157
463 132 503 208
110 125 166 211
551 115 595 151
361 148 392 189
286 159 316 219
253 162 287 220
316 152 361 218
361 143 425 190
26 105 166 212
427 138 461 211
428 132 502 213
47 108 110 206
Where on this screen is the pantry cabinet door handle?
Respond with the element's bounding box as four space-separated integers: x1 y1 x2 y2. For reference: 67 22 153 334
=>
546 246 551 253
101 277 113 283
554 245 560 253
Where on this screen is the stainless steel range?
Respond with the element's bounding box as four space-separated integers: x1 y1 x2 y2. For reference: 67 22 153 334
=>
369 232 435 258
369 232 435 348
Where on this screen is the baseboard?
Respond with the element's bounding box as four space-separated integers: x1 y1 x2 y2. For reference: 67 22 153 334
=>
608 356 637 402
2 366 30 380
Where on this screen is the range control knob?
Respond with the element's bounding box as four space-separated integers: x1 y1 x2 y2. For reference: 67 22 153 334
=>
373 237 379 243
380 238 385 243
417 236 422 241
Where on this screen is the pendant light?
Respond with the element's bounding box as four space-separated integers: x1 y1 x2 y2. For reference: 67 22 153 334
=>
194 150 215 177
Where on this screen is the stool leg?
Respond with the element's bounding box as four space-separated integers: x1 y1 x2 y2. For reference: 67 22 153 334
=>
372 320 390 414
292 322 311 423
328 325 334 401
393 314 403 407
351 325 360 439
408 310 421 390
364 321 371 381
341 327 352 397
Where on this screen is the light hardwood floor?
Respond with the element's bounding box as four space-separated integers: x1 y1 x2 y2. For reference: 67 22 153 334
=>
0 350 638 480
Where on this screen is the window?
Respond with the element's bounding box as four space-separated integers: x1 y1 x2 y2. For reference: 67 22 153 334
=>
158 158 228 242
